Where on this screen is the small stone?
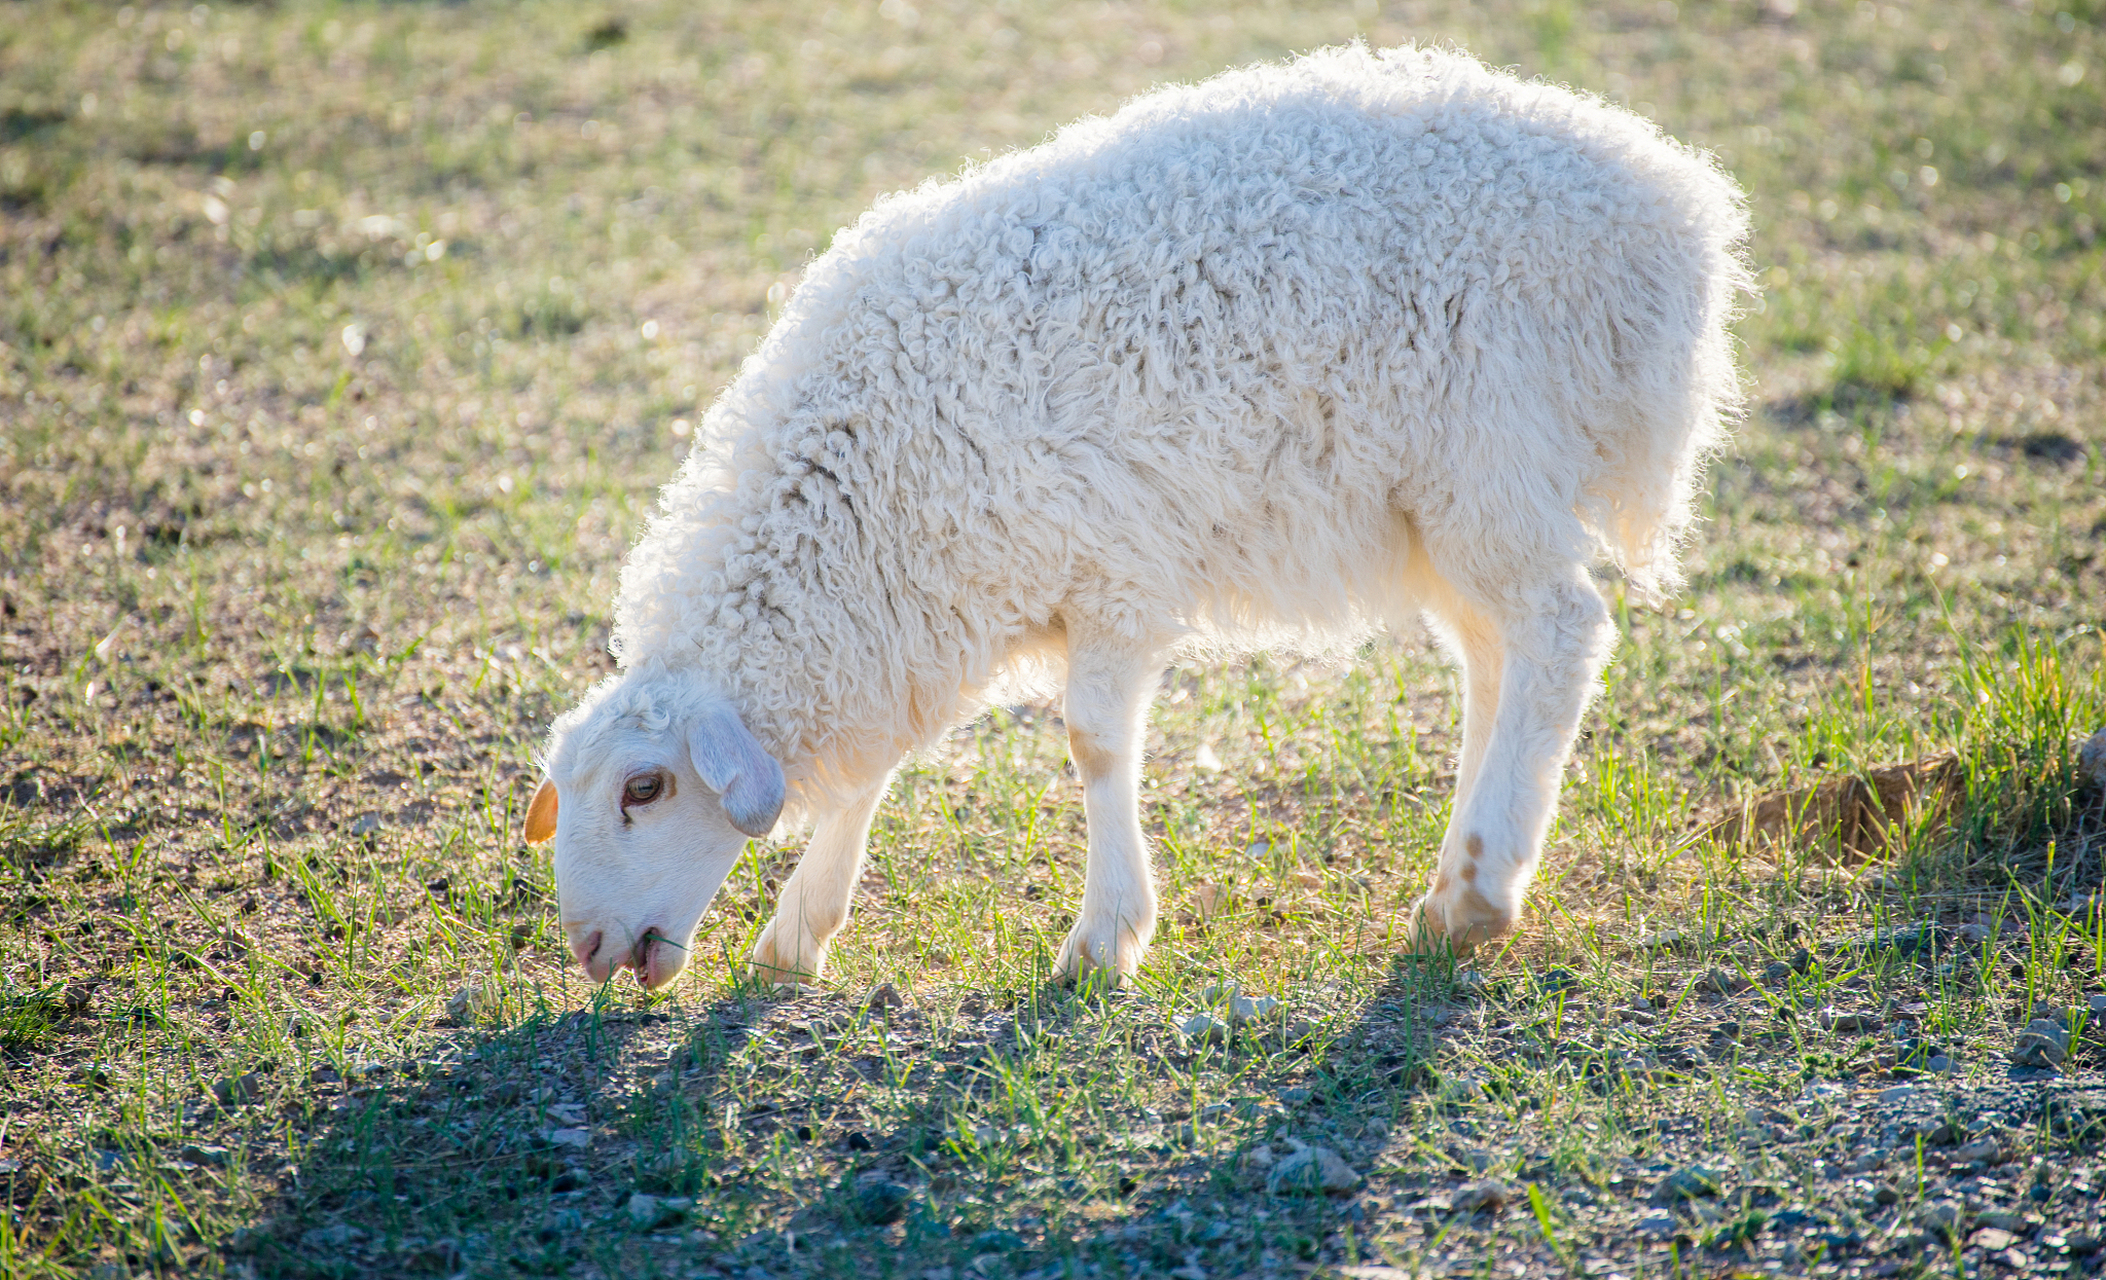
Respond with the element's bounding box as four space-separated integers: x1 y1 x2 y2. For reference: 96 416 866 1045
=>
1877 1086 1916 1103
1639 929 1686 951
850 1173 913 1225
1651 1166 1725 1203
623 1194 660 1229
348 812 384 837
1634 1210 1678 1238
299 1224 366 1250
401 1239 462 1272
2090 994 2106 1014
1914 1116 1963 1145
1978 1210 2030 1232
1927 1054 1957 1075
2078 727 2106 791
1451 1181 1511 1214
968 1228 1026 1253
544 1127 591 1149
1536 967 1582 995
863 982 905 1011
179 1144 231 1167
1762 961 1794 983
626 1192 692 1229
1954 1138 2004 1164
1278 1086 1313 1106
1179 1012 1230 1045
212 1071 267 1108
1440 1072 1489 1102
1696 968 1746 995
1873 1182 1901 1205
444 984 490 1026
1919 1201 1964 1233
1456 1146 1496 1174
1266 1145 1359 1195
1817 1008 1880 1033
2014 1018 2072 1067
2068 1231 2103 1254
1970 1227 2021 1252
1230 993 1282 1024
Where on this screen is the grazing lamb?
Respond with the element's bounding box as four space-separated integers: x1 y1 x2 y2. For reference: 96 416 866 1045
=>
526 44 1749 991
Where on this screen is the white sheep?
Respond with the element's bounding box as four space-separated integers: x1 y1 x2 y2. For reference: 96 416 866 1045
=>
525 44 1748 990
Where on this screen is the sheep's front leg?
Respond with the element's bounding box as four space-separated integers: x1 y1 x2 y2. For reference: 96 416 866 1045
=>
1444 603 1505 807
749 781 888 986
1054 630 1163 984
1412 573 1612 955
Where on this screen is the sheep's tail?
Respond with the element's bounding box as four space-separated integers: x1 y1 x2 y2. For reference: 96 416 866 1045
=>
1586 154 1754 608
1591 349 1744 608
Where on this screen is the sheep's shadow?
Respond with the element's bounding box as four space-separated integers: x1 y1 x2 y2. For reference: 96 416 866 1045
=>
244 976 1121 1278
253 961 1437 1279
240 989 780 1279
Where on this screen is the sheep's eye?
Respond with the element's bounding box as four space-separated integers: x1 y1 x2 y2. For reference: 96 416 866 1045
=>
623 774 664 806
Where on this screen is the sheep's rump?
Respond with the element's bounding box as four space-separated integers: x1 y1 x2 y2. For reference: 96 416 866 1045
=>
617 44 1746 763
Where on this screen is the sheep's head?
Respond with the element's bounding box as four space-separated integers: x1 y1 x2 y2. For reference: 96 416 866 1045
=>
526 672 784 990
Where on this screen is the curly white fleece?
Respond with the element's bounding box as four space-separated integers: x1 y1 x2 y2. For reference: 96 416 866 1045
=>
599 43 1748 817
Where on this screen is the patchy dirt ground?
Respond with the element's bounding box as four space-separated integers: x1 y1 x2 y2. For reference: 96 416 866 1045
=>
4 0 2106 1276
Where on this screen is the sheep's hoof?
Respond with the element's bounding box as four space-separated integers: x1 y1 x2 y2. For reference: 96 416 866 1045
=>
748 929 827 990
1405 892 1513 959
1054 922 1146 987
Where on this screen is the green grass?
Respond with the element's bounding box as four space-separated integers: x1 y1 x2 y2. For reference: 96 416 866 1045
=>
3 0 2105 1277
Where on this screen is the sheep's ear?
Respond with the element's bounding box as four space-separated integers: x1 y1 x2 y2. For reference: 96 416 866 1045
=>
686 707 784 838
524 779 559 845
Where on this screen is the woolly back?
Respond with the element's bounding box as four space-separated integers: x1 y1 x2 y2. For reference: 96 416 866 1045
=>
606 43 1750 805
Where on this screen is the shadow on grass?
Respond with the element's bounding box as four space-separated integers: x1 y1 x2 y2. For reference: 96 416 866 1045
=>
238 958 1471 1280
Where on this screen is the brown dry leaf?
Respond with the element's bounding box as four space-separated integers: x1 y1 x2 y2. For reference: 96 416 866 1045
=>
1191 882 1233 921
1706 755 1962 863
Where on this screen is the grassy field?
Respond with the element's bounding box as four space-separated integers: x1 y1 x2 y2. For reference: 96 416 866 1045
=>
3 0 2106 1276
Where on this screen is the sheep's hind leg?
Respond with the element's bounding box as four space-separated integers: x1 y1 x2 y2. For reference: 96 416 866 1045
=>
1411 570 1612 956
1054 629 1163 985
749 781 889 987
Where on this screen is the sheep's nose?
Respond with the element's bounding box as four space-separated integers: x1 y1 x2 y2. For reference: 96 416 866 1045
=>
570 928 609 978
